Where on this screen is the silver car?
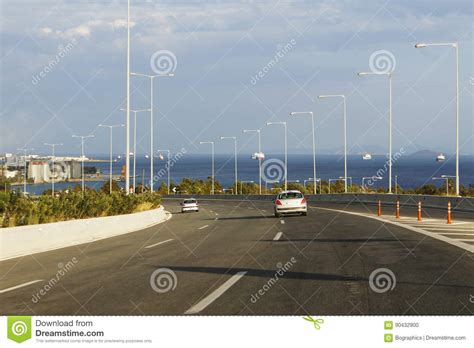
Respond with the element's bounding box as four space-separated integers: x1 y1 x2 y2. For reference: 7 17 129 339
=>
274 190 307 217
181 198 199 213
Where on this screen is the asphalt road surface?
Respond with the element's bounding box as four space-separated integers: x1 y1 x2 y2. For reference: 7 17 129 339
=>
1 199 473 315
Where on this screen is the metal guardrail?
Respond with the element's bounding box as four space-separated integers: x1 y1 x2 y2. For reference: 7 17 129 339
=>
162 193 474 212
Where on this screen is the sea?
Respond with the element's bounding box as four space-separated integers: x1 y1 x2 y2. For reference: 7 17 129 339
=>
13 154 474 195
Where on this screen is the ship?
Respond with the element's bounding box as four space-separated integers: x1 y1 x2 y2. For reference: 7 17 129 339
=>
436 153 445 162
362 153 372 160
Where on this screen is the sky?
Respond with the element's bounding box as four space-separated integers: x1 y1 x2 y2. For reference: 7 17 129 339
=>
0 0 473 157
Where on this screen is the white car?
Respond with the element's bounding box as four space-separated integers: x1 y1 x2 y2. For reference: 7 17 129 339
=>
181 198 199 213
274 190 307 217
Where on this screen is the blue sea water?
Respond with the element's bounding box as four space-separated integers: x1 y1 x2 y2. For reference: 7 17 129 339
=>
15 153 474 195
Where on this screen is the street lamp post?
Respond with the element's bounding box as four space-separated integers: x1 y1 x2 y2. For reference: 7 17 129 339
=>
220 136 238 195
243 129 262 195
72 134 95 193
99 124 124 194
17 147 34 195
125 0 131 195
157 149 171 194
318 95 348 193
240 180 254 194
415 42 460 196
44 143 63 196
339 176 352 190
328 178 341 194
121 108 151 193
290 112 317 194
362 176 383 192
433 176 450 196
358 71 393 194
130 72 174 193
200 141 215 194
266 121 287 190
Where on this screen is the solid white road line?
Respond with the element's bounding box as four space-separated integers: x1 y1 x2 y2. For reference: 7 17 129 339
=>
0 280 43 294
273 232 283 241
184 271 247 315
198 225 209 230
144 239 174 249
422 228 474 232
439 233 474 236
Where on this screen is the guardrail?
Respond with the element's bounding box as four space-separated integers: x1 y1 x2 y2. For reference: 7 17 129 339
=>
163 193 474 212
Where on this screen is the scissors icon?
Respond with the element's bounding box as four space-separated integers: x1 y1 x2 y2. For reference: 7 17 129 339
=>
303 316 324 330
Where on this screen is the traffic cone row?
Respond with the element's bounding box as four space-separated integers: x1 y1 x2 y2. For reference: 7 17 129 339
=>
375 200 452 224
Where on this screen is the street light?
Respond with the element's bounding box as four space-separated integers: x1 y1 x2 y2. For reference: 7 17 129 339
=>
220 136 238 195
120 108 151 193
432 176 451 196
130 72 174 193
290 111 317 194
243 129 262 195
361 176 383 192
415 42 460 196
99 124 124 194
72 134 95 193
17 147 34 195
200 141 214 194
319 95 348 193
328 178 342 194
339 176 352 190
266 121 287 190
358 71 393 194
240 180 254 194
44 143 63 196
157 149 171 194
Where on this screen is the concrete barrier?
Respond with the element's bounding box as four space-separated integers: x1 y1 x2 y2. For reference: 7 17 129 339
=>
0 207 169 261
163 193 474 212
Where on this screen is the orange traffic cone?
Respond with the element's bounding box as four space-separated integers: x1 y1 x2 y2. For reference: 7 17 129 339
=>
396 200 400 219
417 201 422 221
377 200 382 216
447 202 452 224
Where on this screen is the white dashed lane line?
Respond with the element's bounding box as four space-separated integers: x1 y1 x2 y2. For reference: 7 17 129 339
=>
0 280 43 294
198 225 209 230
184 271 247 314
273 232 283 241
280 220 285 225
145 239 174 249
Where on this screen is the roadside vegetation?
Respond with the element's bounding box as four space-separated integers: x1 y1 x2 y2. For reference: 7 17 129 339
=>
157 177 474 197
0 182 161 228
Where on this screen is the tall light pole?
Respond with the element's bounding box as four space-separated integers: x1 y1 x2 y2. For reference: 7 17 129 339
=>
290 111 317 194
125 0 131 195
220 136 238 195
415 42 460 196
17 147 34 195
157 149 171 194
44 143 63 197
240 180 254 194
358 71 393 194
72 134 95 193
266 121 287 190
243 129 262 195
121 108 151 193
130 72 174 193
99 124 124 194
318 95 348 193
200 141 214 194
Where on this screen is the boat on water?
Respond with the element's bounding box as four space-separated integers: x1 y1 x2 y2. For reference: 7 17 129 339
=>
436 153 445 162
362 153 372 160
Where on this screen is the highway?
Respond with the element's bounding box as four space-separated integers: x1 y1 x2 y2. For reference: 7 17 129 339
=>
1 199 473 315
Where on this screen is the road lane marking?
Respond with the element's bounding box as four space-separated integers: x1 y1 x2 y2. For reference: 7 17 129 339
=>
198 225 209 230
184 271 247 315
273 232 283 241
280 220 285 224
0 280 43 294
439 233 474 236
145 239 174 249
